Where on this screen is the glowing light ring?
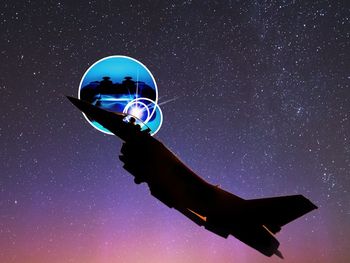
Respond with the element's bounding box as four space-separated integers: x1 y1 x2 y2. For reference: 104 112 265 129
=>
123 100 151 124
148 103 163 136
121 97 163 135
123 97 157 122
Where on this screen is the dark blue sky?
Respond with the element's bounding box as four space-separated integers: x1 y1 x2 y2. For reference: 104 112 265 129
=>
1 1 349 262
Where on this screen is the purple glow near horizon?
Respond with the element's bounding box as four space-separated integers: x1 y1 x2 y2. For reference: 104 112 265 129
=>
1 1 349 262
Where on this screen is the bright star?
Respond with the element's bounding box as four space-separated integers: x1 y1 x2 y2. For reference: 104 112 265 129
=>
129 105 144 119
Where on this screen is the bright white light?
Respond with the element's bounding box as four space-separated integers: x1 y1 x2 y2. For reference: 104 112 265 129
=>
122 97 162 135
129 106 144 119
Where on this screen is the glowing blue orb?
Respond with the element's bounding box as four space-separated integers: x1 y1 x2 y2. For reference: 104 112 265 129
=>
78 55 163 135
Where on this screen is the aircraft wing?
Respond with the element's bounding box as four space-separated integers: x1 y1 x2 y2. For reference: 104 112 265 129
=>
246 195 318 233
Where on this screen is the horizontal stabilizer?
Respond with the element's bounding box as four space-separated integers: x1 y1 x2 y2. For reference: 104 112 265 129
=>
247 195 317 233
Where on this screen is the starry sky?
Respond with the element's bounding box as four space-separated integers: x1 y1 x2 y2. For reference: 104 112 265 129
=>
1 1 349 262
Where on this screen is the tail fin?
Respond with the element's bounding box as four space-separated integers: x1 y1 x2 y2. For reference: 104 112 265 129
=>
247 195 317 234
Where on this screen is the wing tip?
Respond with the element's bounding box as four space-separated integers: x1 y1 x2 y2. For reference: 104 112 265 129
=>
274 250 284 259
295 194 318 211
304 197 318 211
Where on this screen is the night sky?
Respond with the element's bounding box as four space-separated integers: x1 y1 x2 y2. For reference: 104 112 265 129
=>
1 1 349 263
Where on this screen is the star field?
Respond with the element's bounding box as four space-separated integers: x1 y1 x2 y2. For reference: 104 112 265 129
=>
1 1 349 262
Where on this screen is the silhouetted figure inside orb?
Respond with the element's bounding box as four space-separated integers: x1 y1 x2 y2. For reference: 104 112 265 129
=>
101 76 113 86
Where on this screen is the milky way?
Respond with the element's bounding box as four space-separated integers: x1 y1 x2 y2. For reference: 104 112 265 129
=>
1 1 349 262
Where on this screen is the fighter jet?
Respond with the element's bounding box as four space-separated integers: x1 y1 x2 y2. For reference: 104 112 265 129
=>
67 96 317 259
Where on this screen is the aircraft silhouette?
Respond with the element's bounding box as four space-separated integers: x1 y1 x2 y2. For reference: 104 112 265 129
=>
67 96 317 259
